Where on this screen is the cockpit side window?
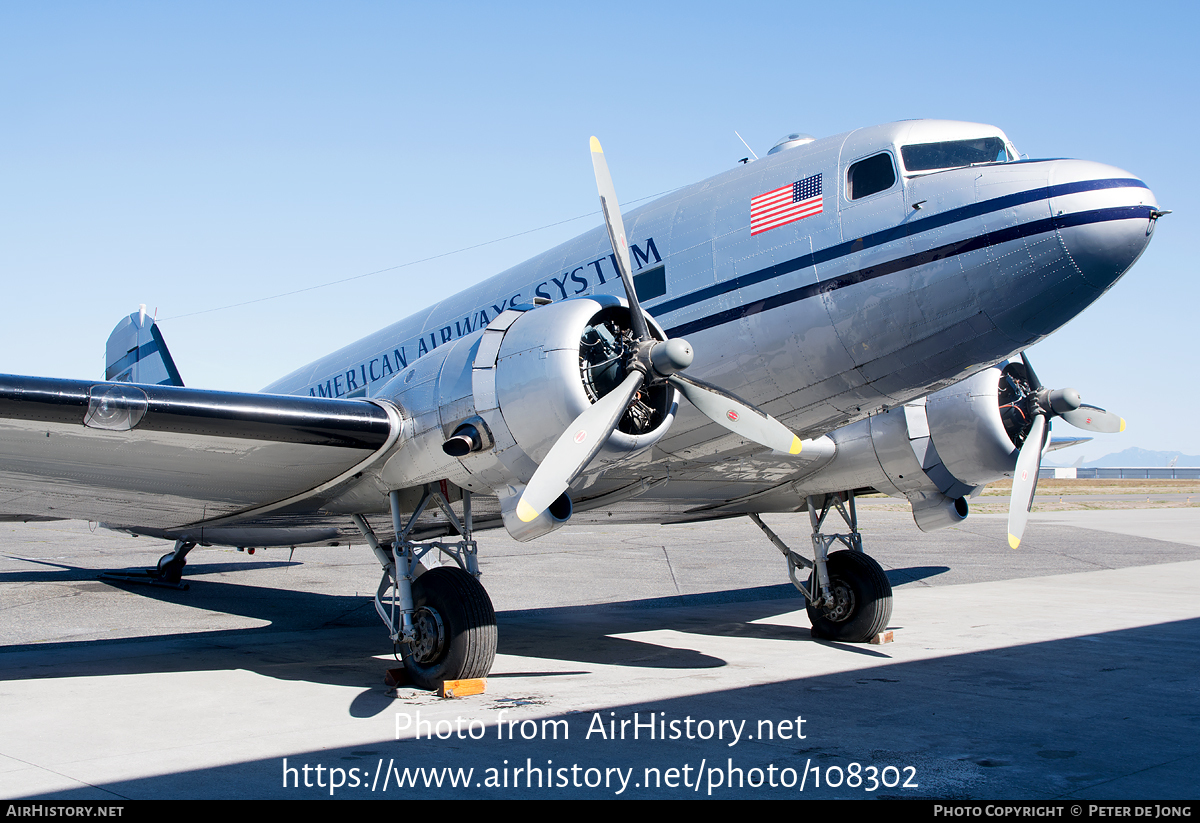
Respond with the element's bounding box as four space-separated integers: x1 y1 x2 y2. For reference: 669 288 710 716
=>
901 137 1011 172
846 152 897 201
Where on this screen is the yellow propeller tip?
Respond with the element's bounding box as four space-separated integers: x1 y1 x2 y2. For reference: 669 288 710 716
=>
1008 533 1021 550
516 499 539 523
589 136 603 153
1119 418 1126 432
789 436 803 455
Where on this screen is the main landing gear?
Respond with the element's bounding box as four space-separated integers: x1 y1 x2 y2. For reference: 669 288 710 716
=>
751 490 892 642
352 484 497 690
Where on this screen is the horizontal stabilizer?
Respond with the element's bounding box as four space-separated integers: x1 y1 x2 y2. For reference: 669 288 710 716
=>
105 305 184 386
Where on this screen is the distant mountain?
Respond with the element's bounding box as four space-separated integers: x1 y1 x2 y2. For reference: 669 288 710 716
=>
1083 448 1200 468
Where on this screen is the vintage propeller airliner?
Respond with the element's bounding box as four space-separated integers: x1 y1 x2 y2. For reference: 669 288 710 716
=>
0 120 1161 688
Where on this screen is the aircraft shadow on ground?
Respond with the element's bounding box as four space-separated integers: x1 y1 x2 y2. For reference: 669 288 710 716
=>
0 564 951 695
17 615 1200 800
0 556 301 583
0 581 798 684
885 565 950 584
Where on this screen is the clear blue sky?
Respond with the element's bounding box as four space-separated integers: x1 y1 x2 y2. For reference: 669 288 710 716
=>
1 1 1195 458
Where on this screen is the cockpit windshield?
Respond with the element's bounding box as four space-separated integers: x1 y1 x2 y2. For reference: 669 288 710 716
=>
901 137 1013 171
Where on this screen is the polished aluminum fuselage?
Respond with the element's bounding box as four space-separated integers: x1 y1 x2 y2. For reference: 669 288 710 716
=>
265 120 1156 518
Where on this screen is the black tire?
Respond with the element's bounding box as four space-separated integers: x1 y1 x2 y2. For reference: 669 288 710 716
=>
156 553 185 583
403 567 497 690
807 550 892 642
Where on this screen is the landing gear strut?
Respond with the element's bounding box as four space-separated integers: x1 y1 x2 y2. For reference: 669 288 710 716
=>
751 491 892 642
353 484 496 690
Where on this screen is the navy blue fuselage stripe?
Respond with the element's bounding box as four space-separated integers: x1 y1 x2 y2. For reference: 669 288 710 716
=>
661 205 1153 339
649 177 1147 319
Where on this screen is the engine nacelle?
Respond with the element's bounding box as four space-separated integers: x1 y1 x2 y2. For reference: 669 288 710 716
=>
377 296 677 538
482 295 677 469
805 365 1022 531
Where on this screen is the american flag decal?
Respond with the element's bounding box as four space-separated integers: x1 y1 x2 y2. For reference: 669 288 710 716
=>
750 173 822 236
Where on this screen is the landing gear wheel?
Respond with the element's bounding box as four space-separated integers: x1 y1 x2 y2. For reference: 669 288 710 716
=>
156 553 186 584
807 550 892 642
402 567 497 690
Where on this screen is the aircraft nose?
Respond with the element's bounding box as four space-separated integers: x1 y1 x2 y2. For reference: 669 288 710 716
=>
1048 160 1159 292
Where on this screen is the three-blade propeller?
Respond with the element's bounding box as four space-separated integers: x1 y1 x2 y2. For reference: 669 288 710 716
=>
1005 353 1126 549
516 138 803 522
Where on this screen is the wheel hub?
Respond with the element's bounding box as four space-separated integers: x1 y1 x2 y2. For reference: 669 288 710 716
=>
820 580 856 623
408 606 445 663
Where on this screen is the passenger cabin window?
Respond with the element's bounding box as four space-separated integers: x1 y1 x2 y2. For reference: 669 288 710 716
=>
901 137 1011 171
846 153 896 200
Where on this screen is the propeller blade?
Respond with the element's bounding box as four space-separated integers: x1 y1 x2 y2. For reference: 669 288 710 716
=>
1061 403 1126 434
1020 351 1042 391
1007 413 1048 549
516 369 645 522
590 136 650 342
668 373 802 455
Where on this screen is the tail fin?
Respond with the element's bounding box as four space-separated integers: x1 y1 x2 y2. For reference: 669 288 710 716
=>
105 305 184 386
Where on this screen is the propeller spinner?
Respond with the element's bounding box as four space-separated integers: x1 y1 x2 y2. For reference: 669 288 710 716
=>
515 138 803 522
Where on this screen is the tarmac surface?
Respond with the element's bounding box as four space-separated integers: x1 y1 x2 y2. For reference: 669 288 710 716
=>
2 507 1198 800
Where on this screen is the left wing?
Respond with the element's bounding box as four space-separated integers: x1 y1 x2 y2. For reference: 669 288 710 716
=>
0 375 400 531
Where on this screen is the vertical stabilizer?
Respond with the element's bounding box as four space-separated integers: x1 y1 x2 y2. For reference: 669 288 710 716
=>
104 306 184 386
